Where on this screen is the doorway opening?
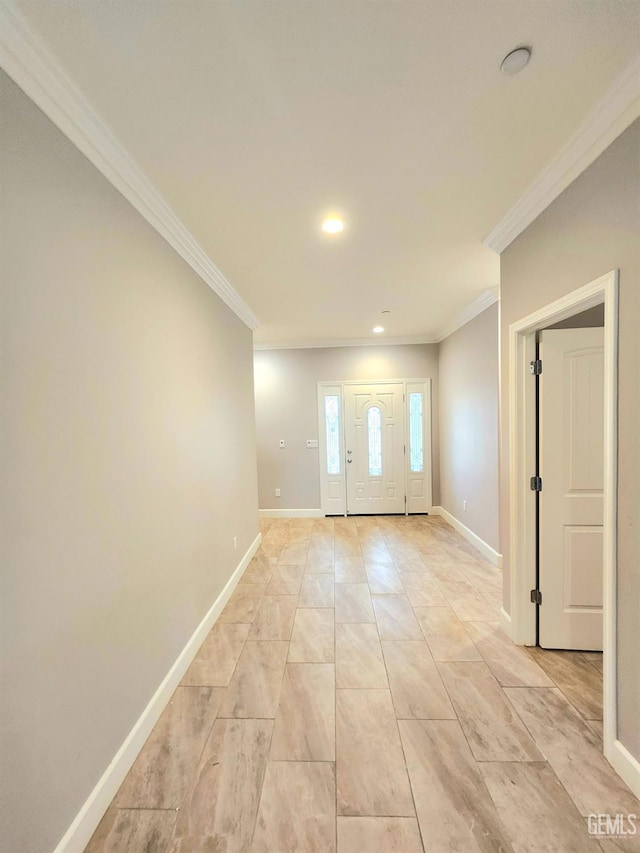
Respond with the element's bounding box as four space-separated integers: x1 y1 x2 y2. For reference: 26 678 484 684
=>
507 270 618 767
317 379 432 517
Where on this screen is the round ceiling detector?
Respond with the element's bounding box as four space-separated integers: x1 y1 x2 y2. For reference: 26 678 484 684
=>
500 46 532 76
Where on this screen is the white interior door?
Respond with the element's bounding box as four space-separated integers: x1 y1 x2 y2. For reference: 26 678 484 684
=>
344 383 405 514
539 327 604 650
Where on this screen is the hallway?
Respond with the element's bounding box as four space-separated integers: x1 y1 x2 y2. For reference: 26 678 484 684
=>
86 515 638 852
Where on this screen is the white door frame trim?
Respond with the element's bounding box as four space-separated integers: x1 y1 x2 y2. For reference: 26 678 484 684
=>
317 379 433 516
507 270 618 765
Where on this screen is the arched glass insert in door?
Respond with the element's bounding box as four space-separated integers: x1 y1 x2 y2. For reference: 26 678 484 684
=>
367 406 382 476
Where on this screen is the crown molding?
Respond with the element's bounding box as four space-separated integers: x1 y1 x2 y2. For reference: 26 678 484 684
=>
484 55 640 254
435 287 500 343
253 333 437 351
0 0 259 330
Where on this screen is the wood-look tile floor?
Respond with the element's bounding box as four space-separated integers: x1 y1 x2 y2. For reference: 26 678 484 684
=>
86 516 638 853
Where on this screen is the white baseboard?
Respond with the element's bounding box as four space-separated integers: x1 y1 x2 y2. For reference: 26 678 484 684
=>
608 739 640 800
431 506 502 567
53 531 262 853
259 508 324 518
500 607 513 639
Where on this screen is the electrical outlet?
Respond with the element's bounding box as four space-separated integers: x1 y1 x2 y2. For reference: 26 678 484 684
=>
275 488 281 497
233 536 237 550
463 500 467 511
279 439 285 448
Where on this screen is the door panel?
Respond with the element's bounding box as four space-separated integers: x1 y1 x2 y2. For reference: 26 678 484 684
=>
539 328 604 650
345 383 405 514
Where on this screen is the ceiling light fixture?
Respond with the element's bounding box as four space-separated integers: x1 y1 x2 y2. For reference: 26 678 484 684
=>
373 326 384 334
322 216 344 234
500 46 532 76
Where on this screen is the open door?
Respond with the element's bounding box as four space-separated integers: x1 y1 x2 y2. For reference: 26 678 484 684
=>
538 327 604 650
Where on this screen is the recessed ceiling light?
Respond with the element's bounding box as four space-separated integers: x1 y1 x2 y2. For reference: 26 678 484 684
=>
322 216 344 234
373 326 384 334
500 46 532 76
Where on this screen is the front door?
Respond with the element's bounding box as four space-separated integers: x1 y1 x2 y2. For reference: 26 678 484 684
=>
539 327 604 650
344 383 405 514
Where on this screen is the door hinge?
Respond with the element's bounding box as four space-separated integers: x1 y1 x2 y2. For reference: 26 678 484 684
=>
530 359 542 375
530 588 542 605
530 476 542 492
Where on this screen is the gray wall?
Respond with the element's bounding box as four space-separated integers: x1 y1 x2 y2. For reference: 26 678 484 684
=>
438 304 499 552
546 303 605 329
0 71 259 852
254 344 439 510
500 118 640 761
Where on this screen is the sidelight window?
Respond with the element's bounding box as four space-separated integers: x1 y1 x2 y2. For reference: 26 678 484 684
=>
409 392 424 473
325 395 341 475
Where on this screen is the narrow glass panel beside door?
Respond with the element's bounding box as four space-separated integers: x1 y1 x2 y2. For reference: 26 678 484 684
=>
409 392 424 473
325 395 341 475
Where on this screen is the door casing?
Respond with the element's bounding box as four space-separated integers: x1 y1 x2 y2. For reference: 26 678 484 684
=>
507 270 618 769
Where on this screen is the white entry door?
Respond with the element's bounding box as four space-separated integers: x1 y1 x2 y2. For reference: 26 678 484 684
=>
539 327 604 650
344 383 405 514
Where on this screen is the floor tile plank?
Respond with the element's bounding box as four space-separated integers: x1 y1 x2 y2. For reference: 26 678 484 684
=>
252 762 336 853
480 761 601 852
248 595 297 641
115 686 223 809
438 580 498 621
270 663 335 760
465 621 554 688
337 817 423 852
365 563 405 594
219 584 267 624
171 718 272 852
504 687 639 817
414 605 482 661
218 641 289 718
372 594 423 639
335 583 375 623
298 574 335 608
382 640 456 720
288 608 335 662
336 688 414 817
336 623 388 688
437 662 543 761
182 623 250 687
265 564 305 595
86 809 176 853
399 719 514 852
